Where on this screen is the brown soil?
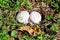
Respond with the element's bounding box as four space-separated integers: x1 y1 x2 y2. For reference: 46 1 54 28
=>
13 0 60 40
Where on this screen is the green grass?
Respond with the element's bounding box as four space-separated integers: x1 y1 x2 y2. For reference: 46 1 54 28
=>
0 0 60 40
50 25 58 31
45 14 53 20
0 0 31 10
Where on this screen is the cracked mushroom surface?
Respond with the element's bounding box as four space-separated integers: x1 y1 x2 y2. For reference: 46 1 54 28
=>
17 11 41 25
16 11 29 24
30 11 41 24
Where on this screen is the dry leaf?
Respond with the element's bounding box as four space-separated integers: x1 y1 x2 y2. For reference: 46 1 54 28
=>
34 25 41 34
18 25 41 35
18 26 35 35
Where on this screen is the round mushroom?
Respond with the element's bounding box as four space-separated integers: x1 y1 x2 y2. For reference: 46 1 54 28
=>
30 11 41 24
16 11 29 24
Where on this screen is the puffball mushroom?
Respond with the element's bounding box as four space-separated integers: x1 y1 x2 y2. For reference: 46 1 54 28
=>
30 11 41 24
16 11 29 24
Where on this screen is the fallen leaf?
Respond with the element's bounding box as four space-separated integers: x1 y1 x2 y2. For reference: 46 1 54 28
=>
34 25 41 34
18 26 35 35
18 25 41 35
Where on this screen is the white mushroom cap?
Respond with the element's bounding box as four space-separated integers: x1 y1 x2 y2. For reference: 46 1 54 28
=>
16 11 29 24
30 11 41 24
